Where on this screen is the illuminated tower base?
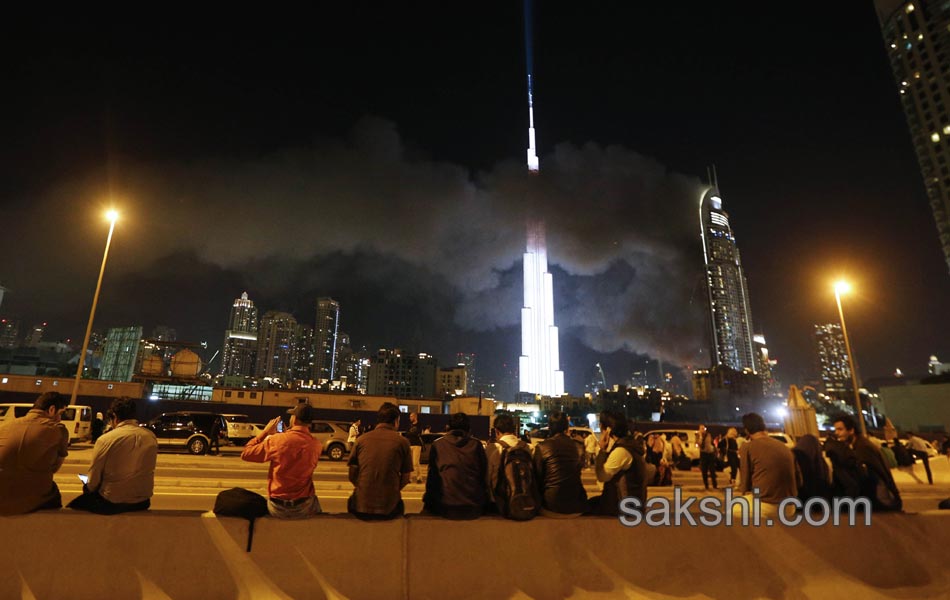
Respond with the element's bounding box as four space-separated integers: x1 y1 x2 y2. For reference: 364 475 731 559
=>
519 221 565 397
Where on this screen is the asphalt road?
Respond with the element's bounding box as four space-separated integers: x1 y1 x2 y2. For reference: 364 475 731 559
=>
55 444 950 513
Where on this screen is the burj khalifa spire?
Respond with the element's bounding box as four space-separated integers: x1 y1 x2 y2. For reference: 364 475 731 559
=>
524 0 539 172
519 0 564 398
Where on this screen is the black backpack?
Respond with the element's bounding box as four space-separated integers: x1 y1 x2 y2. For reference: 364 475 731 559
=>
213 488 269 551
495 440 540 521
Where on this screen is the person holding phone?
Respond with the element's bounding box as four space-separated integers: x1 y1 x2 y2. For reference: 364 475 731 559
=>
241 403 323 518
68 397 158 514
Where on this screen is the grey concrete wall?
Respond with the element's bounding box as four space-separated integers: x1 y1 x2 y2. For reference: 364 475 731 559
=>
1 510 949 599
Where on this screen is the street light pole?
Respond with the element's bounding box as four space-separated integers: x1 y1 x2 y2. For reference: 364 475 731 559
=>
834 281 867 437
70 211 118 405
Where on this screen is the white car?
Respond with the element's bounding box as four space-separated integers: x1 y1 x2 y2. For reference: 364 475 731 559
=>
221 414 256 445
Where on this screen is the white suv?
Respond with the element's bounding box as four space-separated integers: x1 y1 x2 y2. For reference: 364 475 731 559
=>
222 414 256 446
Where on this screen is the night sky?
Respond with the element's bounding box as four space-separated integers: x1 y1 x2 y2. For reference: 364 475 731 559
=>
2 4 948 396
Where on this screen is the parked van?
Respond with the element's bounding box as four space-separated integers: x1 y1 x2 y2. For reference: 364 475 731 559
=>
0 403 92 445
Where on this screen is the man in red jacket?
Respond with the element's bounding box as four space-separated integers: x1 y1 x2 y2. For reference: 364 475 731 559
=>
242 403 322 518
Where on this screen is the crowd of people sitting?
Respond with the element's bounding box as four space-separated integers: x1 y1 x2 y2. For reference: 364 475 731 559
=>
0 392 932 520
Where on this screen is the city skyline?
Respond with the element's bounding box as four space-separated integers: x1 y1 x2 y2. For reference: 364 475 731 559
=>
0 5 948 394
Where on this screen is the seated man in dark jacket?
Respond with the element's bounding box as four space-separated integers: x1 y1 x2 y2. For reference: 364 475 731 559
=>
533 411 587 517
833 413 902 512
587 411 649 516
422 412 488 519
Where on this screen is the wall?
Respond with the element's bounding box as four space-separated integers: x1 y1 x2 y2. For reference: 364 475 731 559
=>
880 382 950 433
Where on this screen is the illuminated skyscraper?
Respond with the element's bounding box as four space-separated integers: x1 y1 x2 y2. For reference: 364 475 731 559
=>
699 184 757 373
255 311 297 382
814 323 852 400
518 0 564 397
874 1 950 274
313 297 340 383
520 222 565 396
221 292 258 377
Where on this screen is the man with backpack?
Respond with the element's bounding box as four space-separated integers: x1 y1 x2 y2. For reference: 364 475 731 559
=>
486 412 540 520
533 411 587 518
422 413 487 519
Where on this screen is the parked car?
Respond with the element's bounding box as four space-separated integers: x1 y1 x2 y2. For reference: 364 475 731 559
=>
401 431 444 464
221 413 256 445
144 411 228 455
308 420 352 461
0 402 92 445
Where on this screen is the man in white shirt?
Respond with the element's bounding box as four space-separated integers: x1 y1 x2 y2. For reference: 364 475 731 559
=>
588 411 649 516
68 397 158 514
347 419 361 453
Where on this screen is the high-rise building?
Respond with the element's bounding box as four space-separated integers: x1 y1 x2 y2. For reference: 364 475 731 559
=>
874 1 950 274
0 284 6 313
292 324 314 383
337 332 367 390
313 297 340 384
0 318 19 349
99 326 143 382
699 184 757 373
456 353 476 393
220 292 258 378
519 222 565 397
753 333 777 393
255 311 297 382
367 349 437 399
518 1 564 398
25 322 46 348
814 323 853 400
436 365 468 398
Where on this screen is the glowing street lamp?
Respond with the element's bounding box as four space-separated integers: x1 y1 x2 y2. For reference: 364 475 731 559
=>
70 210 119 405
833 279 867 436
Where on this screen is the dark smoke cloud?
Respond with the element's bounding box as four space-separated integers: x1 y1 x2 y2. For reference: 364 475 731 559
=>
1 117 706 369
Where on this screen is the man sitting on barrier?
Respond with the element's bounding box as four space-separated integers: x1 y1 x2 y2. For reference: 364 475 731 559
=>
241 402 323 518
422 412 487 519
0 392 69 515
833 414 902 512
736 412 798 520
69 397 158 514
348 402 413 520
533 411 587 518
587 410 649 516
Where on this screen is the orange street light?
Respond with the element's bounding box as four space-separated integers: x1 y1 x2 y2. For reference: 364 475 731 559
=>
70 210 119 405
833 280 867 436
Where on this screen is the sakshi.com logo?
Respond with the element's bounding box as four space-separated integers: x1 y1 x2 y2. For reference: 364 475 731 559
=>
618 488 872 527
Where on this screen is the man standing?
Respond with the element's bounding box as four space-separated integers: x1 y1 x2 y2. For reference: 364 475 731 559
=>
697 424 718 490
422 413 487 519
348 402 412 520
406 412 424 483
242 403 322 518
68 397 157 514
737 413 797 519
0 392 69 515
834 414 902 511
533 411 587 517
347 419 361 452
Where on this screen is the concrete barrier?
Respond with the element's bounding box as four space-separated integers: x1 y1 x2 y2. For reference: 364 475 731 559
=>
1 510 949 599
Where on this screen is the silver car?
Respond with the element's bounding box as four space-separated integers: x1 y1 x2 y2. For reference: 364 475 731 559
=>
308 421 352 461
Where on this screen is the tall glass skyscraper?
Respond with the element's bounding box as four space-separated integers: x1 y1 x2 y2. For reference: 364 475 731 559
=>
520 221 565 397
813 323 853 401
313 297 340 383
255 311 297 382
220 292 258 377
875 0 950 274
699 186 757 373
